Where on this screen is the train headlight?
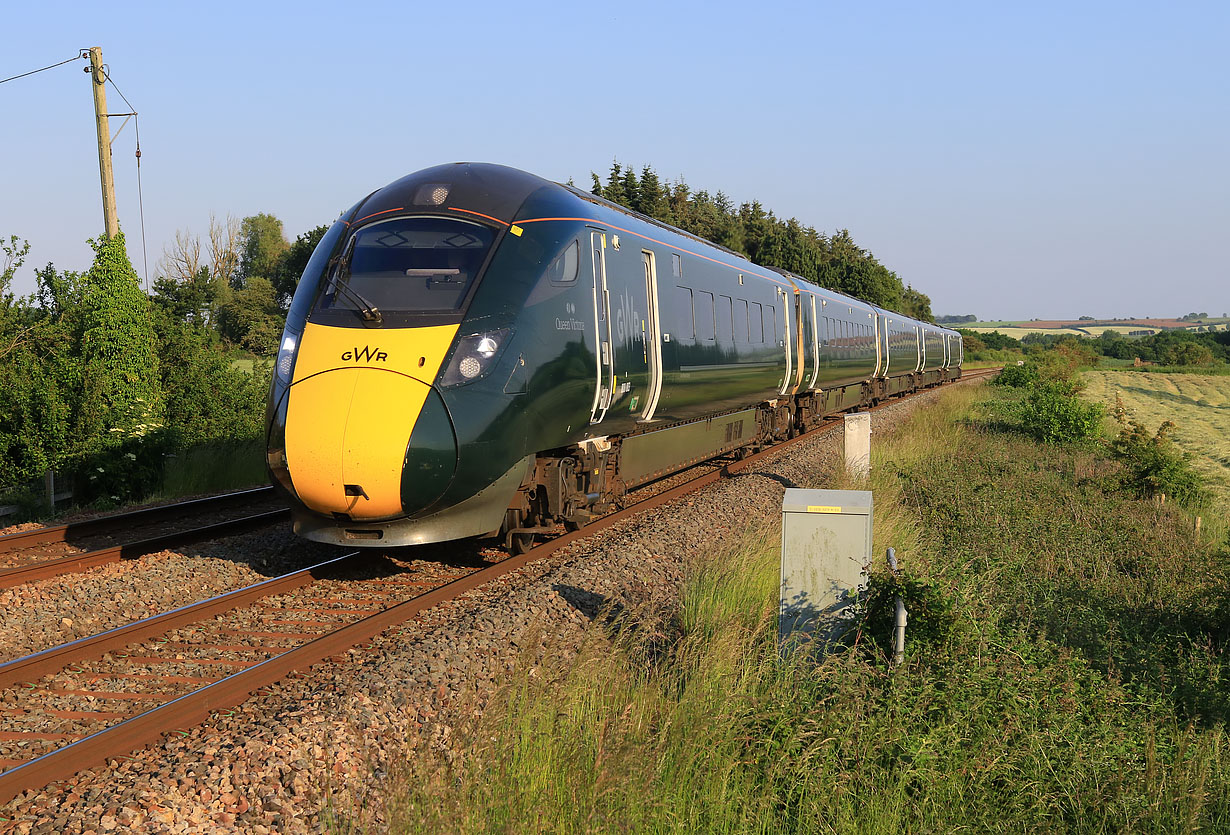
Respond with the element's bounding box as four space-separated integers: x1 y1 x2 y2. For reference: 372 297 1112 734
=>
440 328 510 387
275 330 299 385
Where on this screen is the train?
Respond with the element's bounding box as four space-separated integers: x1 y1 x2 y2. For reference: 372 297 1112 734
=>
265 163 962 552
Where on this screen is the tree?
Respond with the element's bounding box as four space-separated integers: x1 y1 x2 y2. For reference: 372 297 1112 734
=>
75 231 164 454
216 276 284 355
1 235 30 297
236 213 288 289
900 286 934 322
272 225 329 308
155 215 238 327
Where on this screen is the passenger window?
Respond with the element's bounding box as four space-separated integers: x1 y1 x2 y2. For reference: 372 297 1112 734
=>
672 253 682 278
546 240 579 284
696 291 716 340
677 286 694 338
718 295 733 342
735 299 748 342
767 304 777 342
752 302 763 342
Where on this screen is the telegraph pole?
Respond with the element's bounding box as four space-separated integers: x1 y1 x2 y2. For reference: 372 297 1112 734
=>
88 46 119 240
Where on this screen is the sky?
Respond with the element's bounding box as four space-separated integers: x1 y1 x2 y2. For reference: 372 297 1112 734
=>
1 0 1226 321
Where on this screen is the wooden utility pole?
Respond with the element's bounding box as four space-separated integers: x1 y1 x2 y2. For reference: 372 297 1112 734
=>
88 46 119 240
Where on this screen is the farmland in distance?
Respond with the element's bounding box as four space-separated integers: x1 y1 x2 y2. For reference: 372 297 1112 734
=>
1082 370 1230 502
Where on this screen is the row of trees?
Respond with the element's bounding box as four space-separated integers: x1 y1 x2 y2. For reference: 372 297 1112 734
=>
589 163 934 322
959 327 1230 367
0 231 269 503
151 214 327 356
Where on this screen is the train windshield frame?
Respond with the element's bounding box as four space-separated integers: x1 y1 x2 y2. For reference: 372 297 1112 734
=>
309 215 498 326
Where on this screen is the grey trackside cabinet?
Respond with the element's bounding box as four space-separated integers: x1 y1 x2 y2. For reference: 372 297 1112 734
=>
780 488 873 647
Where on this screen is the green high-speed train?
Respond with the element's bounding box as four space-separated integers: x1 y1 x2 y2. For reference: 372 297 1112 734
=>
265 163 962 551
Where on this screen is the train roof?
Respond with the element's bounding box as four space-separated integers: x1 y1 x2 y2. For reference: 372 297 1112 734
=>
348 162 556 228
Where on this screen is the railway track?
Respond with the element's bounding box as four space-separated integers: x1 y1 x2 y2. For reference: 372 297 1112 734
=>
0 371 996 804
0 487 287 589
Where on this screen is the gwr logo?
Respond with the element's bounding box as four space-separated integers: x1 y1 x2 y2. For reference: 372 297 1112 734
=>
341 346 388 362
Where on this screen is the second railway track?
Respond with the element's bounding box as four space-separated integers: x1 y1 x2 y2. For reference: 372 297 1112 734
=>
0 487 287 589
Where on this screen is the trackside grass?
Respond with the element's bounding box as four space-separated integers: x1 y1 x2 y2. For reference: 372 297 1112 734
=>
374 384 1230 833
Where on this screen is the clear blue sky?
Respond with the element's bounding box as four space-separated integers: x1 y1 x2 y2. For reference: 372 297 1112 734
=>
2 0 1227 320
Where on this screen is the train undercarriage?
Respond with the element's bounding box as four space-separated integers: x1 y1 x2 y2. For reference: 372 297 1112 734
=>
497 367 961 552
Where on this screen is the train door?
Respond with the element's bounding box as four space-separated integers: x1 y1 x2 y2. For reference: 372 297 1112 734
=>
872 314 884 377
807 296 820 389
778 287 793 395
589 230 615 424
879 317 891 375
796 292 817 391
638 250 664 421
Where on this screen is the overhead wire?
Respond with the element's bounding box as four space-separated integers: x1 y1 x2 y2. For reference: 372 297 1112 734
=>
0 53 84 86
3 51 151 290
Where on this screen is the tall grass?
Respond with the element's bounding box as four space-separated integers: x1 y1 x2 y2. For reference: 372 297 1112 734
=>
376 384 1230 833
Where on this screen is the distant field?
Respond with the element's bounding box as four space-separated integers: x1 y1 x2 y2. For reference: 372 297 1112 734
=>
1092 325 1160 336
1082 370 1230 503
967 326 1089 338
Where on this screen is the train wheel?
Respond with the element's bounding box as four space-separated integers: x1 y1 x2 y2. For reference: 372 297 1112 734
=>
504 508 536 554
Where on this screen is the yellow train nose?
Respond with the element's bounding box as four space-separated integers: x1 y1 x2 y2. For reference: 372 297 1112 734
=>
281 321 460 521
284 367 434 518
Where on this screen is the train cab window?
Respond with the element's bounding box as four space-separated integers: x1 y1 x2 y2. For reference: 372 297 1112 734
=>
696 291 716 341
546 240 579 284
751 302 764 342
672 253 682 278
314 216 496 320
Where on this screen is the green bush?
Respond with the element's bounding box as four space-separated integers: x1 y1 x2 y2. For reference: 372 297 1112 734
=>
855 568 957 658
993 362 1037 388
1109 404 1208 509
1017 381 1104 444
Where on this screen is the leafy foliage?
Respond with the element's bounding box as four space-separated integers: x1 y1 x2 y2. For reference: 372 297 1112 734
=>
75 232 164 456
992 361 1038 388
1016 381 1104 443
1 231 274 511
856 568 957 658
272 224 329 307
216 276 284 355
235 213 288 290
1109 396 1208 509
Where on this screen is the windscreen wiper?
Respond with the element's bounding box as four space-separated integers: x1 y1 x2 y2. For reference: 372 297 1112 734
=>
331 279 382 323
325 236 381 323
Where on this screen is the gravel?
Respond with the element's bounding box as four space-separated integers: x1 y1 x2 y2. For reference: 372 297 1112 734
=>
0 384 969 834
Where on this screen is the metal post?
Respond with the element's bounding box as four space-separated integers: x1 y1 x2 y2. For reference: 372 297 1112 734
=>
44 469 55 514
887 547 906 665
88 46 119 240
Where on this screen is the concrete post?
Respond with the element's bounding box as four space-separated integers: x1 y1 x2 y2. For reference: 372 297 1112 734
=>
844 413 870 478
